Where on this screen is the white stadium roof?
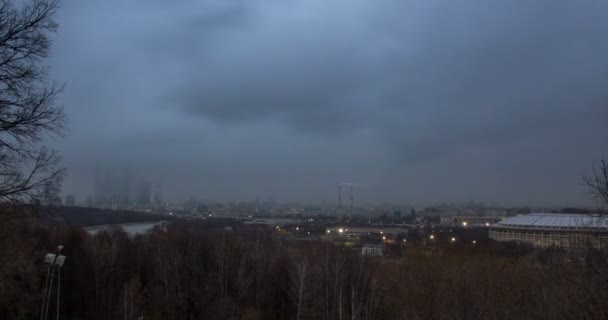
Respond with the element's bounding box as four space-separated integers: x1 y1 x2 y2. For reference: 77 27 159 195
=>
495 213 608 230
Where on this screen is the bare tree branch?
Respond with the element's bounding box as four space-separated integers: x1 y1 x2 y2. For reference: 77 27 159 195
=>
0 0 65 203
582 159 608 210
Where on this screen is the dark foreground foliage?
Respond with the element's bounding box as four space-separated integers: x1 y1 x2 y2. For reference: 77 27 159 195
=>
1 217 607 320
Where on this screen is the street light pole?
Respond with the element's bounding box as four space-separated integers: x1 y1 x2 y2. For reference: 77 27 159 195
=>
44 261 56 320
39 246 66 320
56 245 63 320
56 270 60 320
40 254 56 320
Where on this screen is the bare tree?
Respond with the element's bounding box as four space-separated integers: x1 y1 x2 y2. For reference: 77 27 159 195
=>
582 159 608 209
289 254 309 320
0 0 65 203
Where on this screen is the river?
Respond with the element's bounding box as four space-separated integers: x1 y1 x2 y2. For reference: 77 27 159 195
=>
84 221 167 236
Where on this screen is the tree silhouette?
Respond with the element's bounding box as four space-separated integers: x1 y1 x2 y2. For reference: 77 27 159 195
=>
0 0 65 202
582 159 608 210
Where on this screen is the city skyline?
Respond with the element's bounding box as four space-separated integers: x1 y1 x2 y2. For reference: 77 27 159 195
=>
62 166 598 209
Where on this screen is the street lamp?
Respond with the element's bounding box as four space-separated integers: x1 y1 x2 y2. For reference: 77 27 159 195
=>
40 245 66 320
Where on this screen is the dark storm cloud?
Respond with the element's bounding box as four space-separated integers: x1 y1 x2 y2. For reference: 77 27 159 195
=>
51 0 608 205
177 0 608 158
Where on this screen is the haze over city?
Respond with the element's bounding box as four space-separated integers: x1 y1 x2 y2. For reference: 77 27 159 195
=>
5 1 608 319
50 0 608 206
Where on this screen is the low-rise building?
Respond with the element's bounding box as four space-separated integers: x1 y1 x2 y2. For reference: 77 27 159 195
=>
361 244 384 256
454 216 502 227
326 227 407 240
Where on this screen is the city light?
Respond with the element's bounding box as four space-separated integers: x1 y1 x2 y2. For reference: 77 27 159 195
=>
382 236 386 240
430 235 435 240
451 237 456 242
462 221 468 227
485 222 490 226
338 228 344 233
472 240 477 244
326 230 331 234
295 227 299 231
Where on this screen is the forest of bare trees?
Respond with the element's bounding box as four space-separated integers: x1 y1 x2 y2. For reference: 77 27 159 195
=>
1 216 608 320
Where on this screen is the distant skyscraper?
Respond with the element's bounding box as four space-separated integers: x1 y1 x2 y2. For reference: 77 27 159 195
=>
93 169 103 204
93 168 135 208
136 180 151 205
65 195 76 206
185 196 198 211
93 170 115 206
116 168 132 207
153 182 163 205
86 195 94 207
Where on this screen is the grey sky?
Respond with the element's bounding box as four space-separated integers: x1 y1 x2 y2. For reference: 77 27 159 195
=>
50 0 608 206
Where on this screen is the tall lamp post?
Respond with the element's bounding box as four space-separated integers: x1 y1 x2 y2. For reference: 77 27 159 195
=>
40 245 66 320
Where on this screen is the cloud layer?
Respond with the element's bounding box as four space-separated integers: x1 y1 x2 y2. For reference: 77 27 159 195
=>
51 0 608 206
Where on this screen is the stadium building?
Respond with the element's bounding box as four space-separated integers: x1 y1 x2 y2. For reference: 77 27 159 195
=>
489 213 608 249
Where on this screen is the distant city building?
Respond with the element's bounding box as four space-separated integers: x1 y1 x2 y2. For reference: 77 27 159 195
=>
65 195 76 206
185 196 198 211
244 218 299 227
163 203 184 212
93 169 159 209
361 244 384 256
453 216 502 227
489 213 608 249
85 195 94 207
136 180 151 205
153 182 163 205
94 170 129 208
326 227 407 240
439 216 453 226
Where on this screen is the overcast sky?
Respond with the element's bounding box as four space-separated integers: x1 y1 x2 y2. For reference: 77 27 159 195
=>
49 0 608 206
